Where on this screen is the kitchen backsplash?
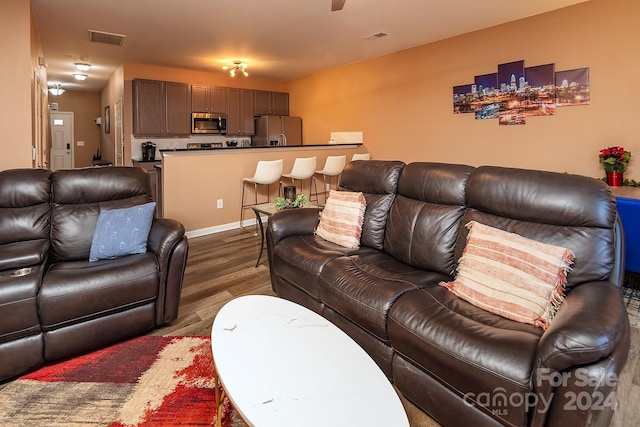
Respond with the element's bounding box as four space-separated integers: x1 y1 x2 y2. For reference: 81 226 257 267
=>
131 134 251 160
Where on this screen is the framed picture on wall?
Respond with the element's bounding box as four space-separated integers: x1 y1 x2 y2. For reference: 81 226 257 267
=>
104 105 110 133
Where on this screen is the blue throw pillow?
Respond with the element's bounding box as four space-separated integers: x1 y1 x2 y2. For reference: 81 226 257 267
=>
89 202 156 262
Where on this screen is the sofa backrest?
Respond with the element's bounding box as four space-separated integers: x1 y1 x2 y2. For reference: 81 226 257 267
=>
384 162 474 275
460 166 622 288
50 167 153 263
338 160 405 250
0 168 52 271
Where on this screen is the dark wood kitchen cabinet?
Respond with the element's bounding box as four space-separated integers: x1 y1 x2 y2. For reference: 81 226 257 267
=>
133 79 191 136
191 85 228 114
227 88 254 135
254 91 289 116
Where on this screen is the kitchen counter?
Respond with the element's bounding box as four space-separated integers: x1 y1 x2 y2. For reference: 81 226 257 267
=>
159 143 362 153
159 144 368 234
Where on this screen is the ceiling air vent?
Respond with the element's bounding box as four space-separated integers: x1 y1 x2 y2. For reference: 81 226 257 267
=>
88 30 126 46
365 32 389 41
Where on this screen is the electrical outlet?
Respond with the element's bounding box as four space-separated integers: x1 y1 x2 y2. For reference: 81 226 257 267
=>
216 199 223 209
325 183 331 191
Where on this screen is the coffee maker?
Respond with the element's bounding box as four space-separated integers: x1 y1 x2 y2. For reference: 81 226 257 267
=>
142 141 156 161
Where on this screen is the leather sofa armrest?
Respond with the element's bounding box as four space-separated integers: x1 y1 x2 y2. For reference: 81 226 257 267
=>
267 208 321 247
147 218 185 259
536 281 628 372
147 218 188 325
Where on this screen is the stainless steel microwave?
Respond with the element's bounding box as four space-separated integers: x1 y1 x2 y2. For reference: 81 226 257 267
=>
191 113 227 134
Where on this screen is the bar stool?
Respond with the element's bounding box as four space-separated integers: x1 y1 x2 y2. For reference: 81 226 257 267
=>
351 153 371 161
281 157 317 201
241 159 283 232
314 155 346 202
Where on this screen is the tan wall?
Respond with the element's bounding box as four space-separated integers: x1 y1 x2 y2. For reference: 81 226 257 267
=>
163 146 366 233
286 0 640 180
0 0 36 170
52 91 101 167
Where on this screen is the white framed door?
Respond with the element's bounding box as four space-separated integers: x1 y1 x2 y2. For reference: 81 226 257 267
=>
34 72 41 168
114 98 123 166
50 112 74 170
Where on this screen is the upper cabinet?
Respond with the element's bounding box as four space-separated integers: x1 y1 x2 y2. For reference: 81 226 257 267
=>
191 85 228 114
227 88 255 136
254 91 289 116
133 79 191 136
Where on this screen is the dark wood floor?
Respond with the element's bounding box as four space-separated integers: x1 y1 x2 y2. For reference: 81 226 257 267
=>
149 228 276 337
154 229 639 427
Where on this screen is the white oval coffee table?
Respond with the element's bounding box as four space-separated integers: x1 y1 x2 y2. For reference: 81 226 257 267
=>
211 295 409 427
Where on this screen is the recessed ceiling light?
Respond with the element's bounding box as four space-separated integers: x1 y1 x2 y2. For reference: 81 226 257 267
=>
75 63 91 71
73 73 88 80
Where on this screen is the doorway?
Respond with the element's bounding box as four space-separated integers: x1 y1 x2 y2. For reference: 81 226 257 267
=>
114 98 123 166
50 111 74 170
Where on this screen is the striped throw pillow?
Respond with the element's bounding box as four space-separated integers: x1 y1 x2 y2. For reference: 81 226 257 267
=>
315 190 366 249
440 221 574 330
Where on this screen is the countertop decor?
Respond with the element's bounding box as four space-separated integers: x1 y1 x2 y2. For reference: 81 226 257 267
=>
599 146 631 186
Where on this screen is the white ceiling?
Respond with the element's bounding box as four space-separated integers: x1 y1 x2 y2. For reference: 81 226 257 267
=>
32 0 588 92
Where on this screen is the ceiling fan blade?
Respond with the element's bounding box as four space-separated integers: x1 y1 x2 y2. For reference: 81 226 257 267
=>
331 0 346 12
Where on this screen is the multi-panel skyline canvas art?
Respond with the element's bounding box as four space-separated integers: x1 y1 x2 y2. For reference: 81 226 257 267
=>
453 60 589 126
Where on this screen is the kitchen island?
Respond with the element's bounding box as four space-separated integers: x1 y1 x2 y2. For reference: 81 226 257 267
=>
158 143 366 236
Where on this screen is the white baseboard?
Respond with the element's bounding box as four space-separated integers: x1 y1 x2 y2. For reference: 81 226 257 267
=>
185 216 265 239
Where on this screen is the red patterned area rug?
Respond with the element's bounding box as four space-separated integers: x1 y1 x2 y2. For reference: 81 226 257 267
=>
0 336 240 427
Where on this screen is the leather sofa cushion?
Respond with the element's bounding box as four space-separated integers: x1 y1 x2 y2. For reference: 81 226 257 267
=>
38 253 158 329
0 169 51 271
320 252 450 342
0 265 43 342
272 234 369 300
0 169 51 245
385 196 466 275
463 166 618 288
389 286 542 427
384 163 473 275
338 160 405 250
50 167 152 263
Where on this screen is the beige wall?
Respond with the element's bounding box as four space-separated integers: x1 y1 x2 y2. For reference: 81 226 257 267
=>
51 91 101 167
286 0 640 180
0 0 41 171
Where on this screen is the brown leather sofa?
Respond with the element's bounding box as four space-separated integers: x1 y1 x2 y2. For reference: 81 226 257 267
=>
267 160 630 427
0 166 188 382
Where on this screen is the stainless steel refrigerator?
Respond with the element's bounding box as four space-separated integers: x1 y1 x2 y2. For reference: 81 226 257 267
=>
253 115 302 146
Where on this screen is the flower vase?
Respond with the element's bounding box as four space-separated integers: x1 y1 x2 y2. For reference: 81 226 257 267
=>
606 171 624 186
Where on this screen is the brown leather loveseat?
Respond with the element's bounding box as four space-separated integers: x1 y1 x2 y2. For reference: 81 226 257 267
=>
267 160 630 426
0 166 188 382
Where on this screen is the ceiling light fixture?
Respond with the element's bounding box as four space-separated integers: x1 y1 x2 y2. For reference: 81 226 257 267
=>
73 73 88 80
222 61 249 77
48 84 65 96
74 63 91 71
